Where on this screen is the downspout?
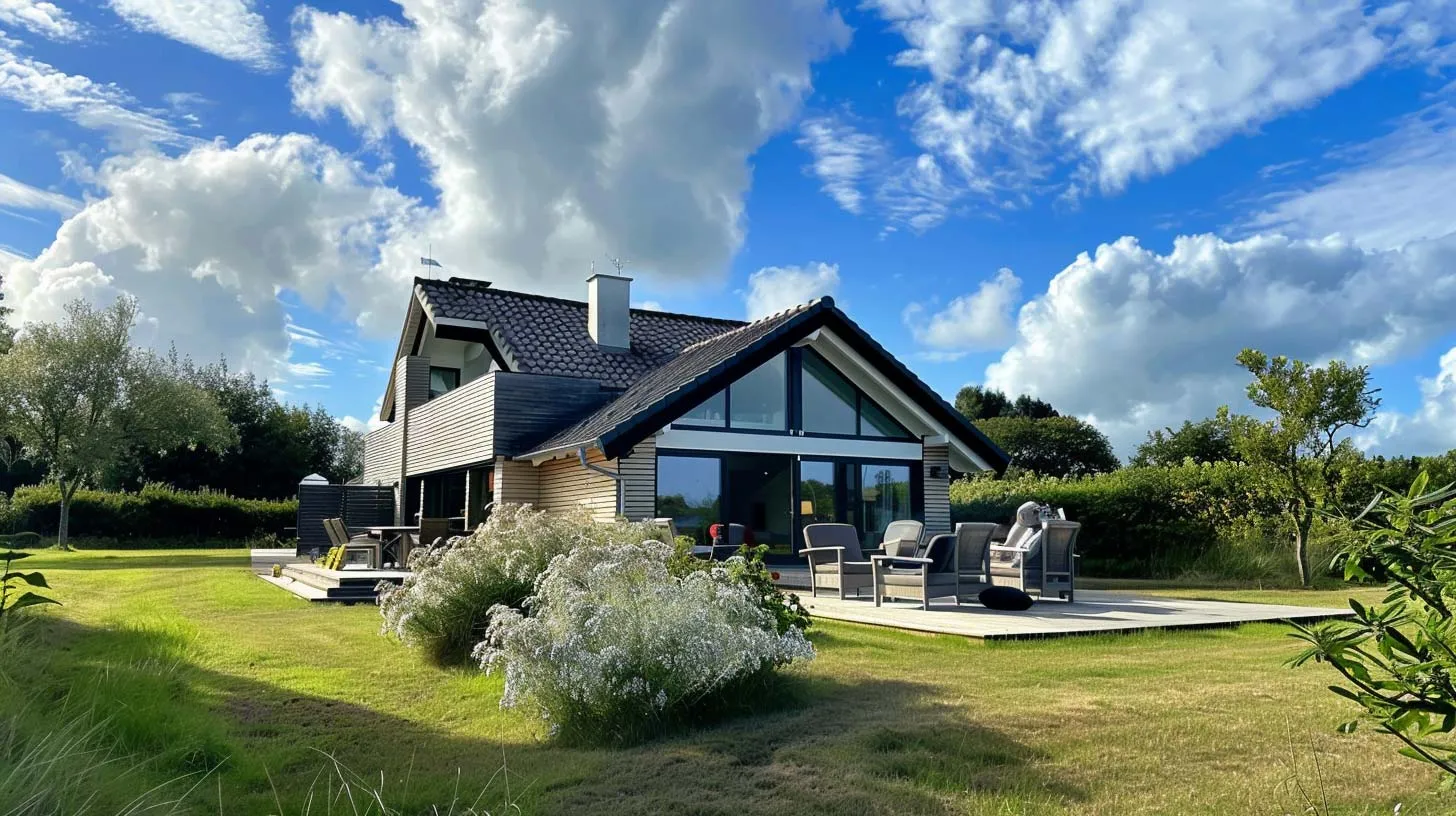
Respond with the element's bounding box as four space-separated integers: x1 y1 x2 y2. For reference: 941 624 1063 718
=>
578 446 624 517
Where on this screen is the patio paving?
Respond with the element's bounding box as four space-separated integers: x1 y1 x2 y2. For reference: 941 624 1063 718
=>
794 591 1349 639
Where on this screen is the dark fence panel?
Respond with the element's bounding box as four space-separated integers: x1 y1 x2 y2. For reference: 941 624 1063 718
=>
296 484 395 556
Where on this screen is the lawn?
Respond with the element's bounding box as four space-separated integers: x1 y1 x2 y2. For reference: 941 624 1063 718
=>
2 548 1446 815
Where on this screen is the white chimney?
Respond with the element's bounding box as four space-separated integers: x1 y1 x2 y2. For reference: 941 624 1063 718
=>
587 273 632 350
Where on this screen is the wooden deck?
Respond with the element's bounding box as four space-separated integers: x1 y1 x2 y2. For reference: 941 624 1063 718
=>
259 561 410 603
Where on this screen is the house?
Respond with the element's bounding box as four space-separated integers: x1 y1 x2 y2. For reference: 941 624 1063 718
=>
361 273 1009 561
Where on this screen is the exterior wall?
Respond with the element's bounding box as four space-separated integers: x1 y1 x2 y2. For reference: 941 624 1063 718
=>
492 373 614 457
493 457 540 506
536 449 619 522
619 438 657 521
361 423 402 487
922 443 951 535
406 373 496 475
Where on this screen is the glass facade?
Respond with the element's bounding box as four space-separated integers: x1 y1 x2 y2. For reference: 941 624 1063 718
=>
675 390 726 427
655 455 721 546
729 352 788 430
857 463 912 547
801 351 858 435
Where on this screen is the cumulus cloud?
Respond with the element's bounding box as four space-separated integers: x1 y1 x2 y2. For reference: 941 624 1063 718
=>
0 0 80 39
291 0 849 300
109 0 276 70
0 39 192 149
1 134 420 381
744 262 839 319
863 0 1454 223
1246 99 1456 250
1360 348 1456 455
984 231 1456 455
0 171 79 215
904 267 1021 360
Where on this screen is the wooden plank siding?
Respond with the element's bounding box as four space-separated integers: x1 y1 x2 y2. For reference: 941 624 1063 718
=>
619 438 656 521
406 373 496 475
536 450 619 521
492 373 615 457
493 457 540 506
923 443 952 535
361 423 402 487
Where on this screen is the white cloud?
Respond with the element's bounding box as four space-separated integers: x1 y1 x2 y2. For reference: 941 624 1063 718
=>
2 134 420 383
291 0 849 302
797 115 886 214
743 261 839 319
867 0 1455 222
1245 99 1456 250
0 40 192 149
903 267 1021 360
984 230 1456 455
340 414 386 434
0 171 78 215
1360 347 1456 455
0 0 80 39
633 300 664 312
109 0 276 70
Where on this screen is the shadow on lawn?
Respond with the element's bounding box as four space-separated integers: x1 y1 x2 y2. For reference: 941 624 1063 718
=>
11 614 1083 816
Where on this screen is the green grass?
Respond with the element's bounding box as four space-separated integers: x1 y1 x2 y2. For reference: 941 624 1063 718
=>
2 548 1449 815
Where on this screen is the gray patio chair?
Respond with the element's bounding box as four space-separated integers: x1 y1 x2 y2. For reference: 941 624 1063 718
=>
872 533 958 610
879 519 925 557
989 519 1082 602
954 522 997 597
801 523 874 599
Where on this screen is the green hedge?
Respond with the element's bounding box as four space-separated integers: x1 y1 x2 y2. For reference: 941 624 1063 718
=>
949 462 1282 577
0 483 296 543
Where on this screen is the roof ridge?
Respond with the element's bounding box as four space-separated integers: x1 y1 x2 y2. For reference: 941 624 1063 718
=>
419 277 745 326
679 297 830 353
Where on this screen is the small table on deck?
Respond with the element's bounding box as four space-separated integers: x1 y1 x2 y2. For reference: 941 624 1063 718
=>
369 525 420 569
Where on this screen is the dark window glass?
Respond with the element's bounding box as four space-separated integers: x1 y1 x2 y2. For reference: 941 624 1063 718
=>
858 464 912 547
801 351 858 435
798 460 838 527
656 456 721 546
729 353 787 430
674 389 726 428
429 367 459 400
860 398 909 438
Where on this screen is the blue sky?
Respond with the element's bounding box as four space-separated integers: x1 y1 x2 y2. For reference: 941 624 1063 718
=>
2 0 1456 456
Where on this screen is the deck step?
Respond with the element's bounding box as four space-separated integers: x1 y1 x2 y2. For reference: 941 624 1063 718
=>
274 564 408 602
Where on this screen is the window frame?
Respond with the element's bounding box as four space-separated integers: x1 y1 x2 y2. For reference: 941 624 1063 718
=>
428 366 461 400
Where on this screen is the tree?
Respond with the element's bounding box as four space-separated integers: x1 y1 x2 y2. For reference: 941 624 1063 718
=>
1131 417 1239 467
0 298 235 548
1011 394 1059 419
0 304 13 356
334 427 365 483
955 385 1011 421
975 416 1120 478
1224 349 1380 587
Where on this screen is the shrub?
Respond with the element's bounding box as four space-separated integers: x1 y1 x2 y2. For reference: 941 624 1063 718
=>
951 462 1281 577
0 483 294 542
475 540 815 745
377 504 661 665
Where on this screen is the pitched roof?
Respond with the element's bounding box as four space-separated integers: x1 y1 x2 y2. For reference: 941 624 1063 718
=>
519 297 1012 473
416 278 742 388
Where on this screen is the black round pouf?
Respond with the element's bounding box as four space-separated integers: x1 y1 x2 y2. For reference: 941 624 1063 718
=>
979 585 1034 611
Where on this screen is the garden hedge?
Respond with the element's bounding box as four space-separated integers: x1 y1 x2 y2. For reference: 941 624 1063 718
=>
0 483 296 543
950 462 1281 577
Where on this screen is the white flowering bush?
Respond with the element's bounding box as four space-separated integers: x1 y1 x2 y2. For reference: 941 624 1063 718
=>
378 504 660 664
475 540 815 745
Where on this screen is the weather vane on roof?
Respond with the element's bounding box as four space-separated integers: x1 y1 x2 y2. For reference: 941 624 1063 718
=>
420 244 442 279
605 255 628 275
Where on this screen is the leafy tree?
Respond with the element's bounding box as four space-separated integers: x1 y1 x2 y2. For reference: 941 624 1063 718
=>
0 298 235 547
955 385 1011 421
975 416 1119 478
1291 472 1456 773
1224 349 1380 587
0 303 13 356
335 427 365 483
1131 417 1240 467
1011 394 1059 419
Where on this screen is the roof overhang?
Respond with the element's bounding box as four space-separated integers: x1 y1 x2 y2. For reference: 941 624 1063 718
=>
379 283 516 422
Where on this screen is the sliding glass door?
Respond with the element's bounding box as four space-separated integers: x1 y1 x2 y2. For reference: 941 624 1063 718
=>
798 458 917 550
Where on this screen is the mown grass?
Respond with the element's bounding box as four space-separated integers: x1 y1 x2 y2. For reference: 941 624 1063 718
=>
1 547 1448 814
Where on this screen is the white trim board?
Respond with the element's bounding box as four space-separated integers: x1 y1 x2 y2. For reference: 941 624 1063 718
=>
654 428 923 460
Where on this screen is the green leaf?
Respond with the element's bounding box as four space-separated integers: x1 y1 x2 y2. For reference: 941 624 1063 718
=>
4 591 60 612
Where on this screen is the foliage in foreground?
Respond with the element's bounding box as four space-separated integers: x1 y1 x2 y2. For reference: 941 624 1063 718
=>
1292 472 1456 775
476 540 814 746
378 504 662 665
0 550 56 629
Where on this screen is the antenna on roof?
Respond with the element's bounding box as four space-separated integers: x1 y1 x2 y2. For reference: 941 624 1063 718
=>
420 244 442 279
605 254 628 275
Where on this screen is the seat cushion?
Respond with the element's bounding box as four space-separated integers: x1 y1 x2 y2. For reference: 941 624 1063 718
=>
979 585 1034 611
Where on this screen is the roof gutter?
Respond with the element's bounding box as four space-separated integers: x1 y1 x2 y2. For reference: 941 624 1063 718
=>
577 446 624 517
